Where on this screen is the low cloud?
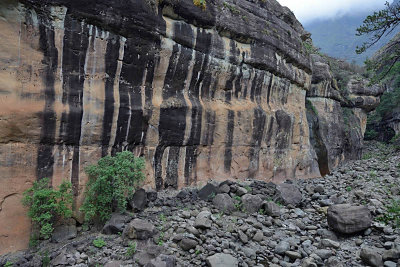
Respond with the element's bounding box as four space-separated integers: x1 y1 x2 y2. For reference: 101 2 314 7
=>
277 0 392 24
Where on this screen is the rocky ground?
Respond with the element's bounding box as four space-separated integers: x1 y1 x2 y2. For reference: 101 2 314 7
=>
1 141 399 267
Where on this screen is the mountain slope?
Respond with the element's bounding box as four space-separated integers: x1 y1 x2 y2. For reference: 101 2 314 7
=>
305 9 400 65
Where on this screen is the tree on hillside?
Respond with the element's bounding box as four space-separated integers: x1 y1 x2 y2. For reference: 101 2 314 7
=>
356 1 400 82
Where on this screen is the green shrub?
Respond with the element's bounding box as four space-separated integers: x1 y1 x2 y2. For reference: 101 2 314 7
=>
126 241 137 257
41 250 50 267
4 261 13 267
22 178 73 240
93 238 106 248
377 199 400 228
80 151 145 223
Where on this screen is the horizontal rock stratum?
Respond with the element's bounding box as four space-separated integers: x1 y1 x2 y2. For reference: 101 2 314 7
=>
0 0 381 254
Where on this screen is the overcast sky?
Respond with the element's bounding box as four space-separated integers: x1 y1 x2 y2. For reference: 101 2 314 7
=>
277 0 392 24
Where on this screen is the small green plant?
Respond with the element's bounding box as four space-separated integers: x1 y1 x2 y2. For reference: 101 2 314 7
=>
244 185 251 192
125 241 137 257
259 208 265 215
377 199 400 228
41 250 50 267
233 196 243 211
209 192 216 200
4 261 13 267
346 186 352 192
157 231 165 246
306 99 318 115
29 233 39 248
223 2 240 14
193 0 206 10
93 238 106 248
195 249 201 255
362 152 374 160
22 178 73 240
159 213 167 222
81 151 145 223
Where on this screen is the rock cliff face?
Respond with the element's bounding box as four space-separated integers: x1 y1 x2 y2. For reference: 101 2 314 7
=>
0 0 380 254
306 54 384 175
0 0 319 253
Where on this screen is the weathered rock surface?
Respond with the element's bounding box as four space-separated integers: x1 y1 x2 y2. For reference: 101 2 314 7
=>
0 0 325 252
0 0 384 254
327 204 372 234
306 53 385 176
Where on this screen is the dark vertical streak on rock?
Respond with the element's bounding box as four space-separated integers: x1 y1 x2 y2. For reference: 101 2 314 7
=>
267 73 273 104
184 47 205 185
234 68 243 98
224 110 235 173
59 14 89 195
36 17 57 181
155 43 192 189
250 71 259 101
101 35 120 157
248 107 266 178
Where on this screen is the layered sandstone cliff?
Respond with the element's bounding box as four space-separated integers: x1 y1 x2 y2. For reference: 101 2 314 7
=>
0 0 381 254
306 53 384 175
0 0 319 253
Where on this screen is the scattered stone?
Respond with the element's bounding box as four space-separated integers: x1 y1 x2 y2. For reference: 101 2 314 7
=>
262 201 281 217
198 183 219 200
51 225 77 243
206 253 238 267
285 251 302 260
213 194 235 213
123 218 156 240
194 211 212 229
146 255 176 267
241 194 263 213
236 187 248 196
276 183 302 206
360 247 383 267
130 188 148 211
179 238 198 251
102 213 127 235
219 184 230 194
327 204 372 234
275 241 290 255
147 190 158 202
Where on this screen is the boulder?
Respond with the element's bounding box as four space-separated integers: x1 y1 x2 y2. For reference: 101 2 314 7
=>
130 188 148 211
102 213 127 235
276 183 302 206
219 184 230 194
51 225 77 243
327 204 372 234
241 194 263 213
179 238 198 251
206 253 238 267
145 255 176 267
194 211 212 229
198 183 219 201
212 194 235 213
262 201 281 217
123 219 156 240
147 190 158 202
360 247 383 267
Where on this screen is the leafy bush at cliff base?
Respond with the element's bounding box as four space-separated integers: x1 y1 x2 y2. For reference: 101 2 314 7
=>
80 151 145 223
22 178 73 240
